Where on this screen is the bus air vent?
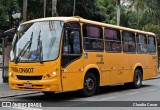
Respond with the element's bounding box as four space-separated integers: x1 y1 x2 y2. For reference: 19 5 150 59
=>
17 75 42 80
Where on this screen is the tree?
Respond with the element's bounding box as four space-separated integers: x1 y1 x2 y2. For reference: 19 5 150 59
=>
130 0 147 29
52 0 57 16
0 0 20 30
116 0 120 25
23 0 27 21
120 5 137 28
44 0 46 17
97 0 116 24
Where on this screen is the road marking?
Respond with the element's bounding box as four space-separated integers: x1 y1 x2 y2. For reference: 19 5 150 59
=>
98 96 117 101
127 92 139 95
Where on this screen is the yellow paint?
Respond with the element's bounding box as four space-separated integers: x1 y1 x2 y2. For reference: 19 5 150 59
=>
9 17 158 92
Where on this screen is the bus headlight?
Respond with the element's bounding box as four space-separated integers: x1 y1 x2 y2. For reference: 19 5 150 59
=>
52 72 56 76
44 72 57 79
9 72 15 78
9 72 12 76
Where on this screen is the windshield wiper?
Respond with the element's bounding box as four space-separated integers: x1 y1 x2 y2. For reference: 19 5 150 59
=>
37 30 43 64
15 32 33 64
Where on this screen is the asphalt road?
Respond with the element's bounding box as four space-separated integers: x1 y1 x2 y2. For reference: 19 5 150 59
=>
1 78 160 110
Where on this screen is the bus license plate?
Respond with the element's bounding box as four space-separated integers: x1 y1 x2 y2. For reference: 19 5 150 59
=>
23 83 32 87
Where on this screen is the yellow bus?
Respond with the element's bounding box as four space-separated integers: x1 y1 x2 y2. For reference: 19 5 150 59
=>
9 17 158 97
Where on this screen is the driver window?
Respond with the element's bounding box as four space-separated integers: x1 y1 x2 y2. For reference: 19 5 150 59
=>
63 30 81 55
62 22 82 67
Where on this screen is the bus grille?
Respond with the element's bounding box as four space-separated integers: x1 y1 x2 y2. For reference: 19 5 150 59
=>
17 75 42 80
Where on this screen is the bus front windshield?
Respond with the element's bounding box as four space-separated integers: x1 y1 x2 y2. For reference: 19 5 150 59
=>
10 20 64 63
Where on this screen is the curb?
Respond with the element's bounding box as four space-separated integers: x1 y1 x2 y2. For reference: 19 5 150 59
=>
0 91 41 99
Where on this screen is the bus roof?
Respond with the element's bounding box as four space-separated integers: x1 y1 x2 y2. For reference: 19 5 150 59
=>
22 16 155 36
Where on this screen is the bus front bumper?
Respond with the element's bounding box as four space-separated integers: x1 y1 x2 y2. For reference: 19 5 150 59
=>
9 78 62 92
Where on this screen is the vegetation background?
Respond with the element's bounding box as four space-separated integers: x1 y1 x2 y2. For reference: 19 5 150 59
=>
0 0 160 36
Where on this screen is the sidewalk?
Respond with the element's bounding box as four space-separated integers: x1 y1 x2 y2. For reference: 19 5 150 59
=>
0 83 39 98
0 70 39 98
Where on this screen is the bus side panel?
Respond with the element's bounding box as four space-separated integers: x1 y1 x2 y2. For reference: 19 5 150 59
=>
143 54 158 80
61 56 84 91
104 53 133 85
120 54 136 83
83 52 107 86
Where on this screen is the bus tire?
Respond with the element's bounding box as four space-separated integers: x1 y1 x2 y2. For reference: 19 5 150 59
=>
81 72 97 97
42 92 55 96
127 69 142 88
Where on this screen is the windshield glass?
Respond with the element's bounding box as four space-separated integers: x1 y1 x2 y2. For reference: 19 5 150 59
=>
10 20 64 62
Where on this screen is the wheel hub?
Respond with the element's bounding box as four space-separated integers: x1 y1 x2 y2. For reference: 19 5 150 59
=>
85 78 94 91
135 73 141 85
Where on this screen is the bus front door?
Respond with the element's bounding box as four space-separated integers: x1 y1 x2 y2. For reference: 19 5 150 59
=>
61 30 83 91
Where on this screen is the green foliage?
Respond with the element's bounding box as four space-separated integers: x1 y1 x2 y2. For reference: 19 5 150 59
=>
0 0 20 30
57 0 106 22
0 0 160 36
144 24 160 36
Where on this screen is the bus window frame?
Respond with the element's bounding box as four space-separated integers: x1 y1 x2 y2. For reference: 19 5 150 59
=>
82 23 104 52
148 35 157 55
136 33 148 54
104 27 122 53
61 22 83 68
122 30 136 54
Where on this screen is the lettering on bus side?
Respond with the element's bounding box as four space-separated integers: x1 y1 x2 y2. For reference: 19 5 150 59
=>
152 56 157 59
96 54 104 64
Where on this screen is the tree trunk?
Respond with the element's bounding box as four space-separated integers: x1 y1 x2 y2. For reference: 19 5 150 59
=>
116 0 120 26
52 0 57 16
73 0 76 16
44 0 46 17
158 18 160 27
23 0 28 21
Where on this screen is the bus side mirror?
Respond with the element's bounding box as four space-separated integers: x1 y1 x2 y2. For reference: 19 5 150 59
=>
4 36 8 47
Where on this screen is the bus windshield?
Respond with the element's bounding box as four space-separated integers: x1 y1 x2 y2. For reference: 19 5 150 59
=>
10 20 64 63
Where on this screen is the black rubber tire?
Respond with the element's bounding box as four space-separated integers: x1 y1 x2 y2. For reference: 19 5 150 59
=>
81 72 97 97
125 69 142 88
42 92 55 96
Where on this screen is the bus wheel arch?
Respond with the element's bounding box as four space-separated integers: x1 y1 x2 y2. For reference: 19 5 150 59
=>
125 66 143 88
81 68 100 97
135 66 143 80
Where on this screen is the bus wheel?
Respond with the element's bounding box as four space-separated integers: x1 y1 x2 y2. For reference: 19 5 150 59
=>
81 73 97 97
130 69 142 88
42 92 55 96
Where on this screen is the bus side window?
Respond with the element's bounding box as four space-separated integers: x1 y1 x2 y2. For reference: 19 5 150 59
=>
62 22 82 67
137 34 148 53
63 30 71 54
83 24 103 51
122 31 136 53
148 36 156 54
104 28 121 52
63 30 81 55
73 31 81 54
